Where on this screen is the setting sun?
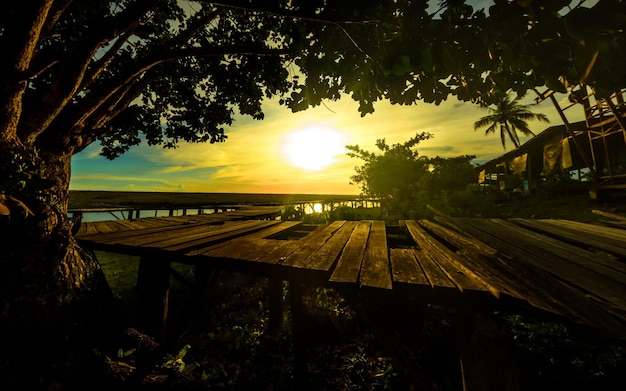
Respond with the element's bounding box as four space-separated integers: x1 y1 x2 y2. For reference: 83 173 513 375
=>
282 126 347 171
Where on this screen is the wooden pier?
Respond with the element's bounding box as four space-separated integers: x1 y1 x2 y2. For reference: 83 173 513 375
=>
76 212 626 390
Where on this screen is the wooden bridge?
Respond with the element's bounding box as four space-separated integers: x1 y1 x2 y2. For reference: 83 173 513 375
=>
76 207 626 390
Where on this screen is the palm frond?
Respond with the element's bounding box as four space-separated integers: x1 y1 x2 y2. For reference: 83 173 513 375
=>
474 115 499 129
484 122 498 135
508 119 534 136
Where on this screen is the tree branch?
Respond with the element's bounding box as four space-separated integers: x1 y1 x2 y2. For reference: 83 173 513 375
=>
0 0 54 141
18 0 162 143
42 0 73 36
40 41 297 150
76 76 150 152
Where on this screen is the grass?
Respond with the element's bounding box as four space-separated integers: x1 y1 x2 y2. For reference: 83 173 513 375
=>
93 190 626 389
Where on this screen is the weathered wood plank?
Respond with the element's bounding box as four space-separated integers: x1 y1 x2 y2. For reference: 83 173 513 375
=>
547 219 626 241
450 217 599 316
455 218 626 332
268 221 345 266
140 221 274 248
411 248 456 289
191 222 302 263
511 218 626 258
79 218 232 243
90 221 111 234
420 219 543 303
359 221 392 290
389 248 429 286
84 222 98 235
404 220 496 295
329 221 371 284
524 218 626 245
486 219 626 310
163 221 281 252
502 220 626 280
591 209 626 222
187 221 303 256
293 221 357 271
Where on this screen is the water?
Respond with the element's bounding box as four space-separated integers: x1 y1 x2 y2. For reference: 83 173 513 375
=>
69 208 222 223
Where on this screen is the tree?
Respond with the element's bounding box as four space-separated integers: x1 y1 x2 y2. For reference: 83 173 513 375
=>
346 133 432 215
422 155 477 195
1 0 624 387
474 94 550 149
347 136 477 217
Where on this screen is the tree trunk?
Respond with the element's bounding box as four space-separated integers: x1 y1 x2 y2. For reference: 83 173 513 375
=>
0 141 120 389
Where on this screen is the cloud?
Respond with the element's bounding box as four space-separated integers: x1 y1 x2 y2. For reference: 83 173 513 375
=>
71 89 579 194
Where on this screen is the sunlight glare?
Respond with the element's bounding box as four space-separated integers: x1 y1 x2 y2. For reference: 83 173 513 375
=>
283 126 346 171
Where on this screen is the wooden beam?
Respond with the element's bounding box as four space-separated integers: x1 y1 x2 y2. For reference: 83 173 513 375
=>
136 255 171 341
457 313 522 391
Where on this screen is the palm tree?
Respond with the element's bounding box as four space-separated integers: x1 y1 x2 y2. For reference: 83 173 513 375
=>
474 95 549 149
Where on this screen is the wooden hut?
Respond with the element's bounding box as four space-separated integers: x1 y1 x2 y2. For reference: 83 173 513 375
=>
477 86 626 198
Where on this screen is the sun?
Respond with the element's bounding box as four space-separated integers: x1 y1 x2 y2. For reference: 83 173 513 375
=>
283 126 346 171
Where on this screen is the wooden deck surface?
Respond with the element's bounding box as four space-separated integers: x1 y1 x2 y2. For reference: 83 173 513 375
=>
77 213 626 339
74 205 282 236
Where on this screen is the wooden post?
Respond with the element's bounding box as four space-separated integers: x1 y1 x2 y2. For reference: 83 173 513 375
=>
457 313 522 391
136 255 171 341
289 281 308 388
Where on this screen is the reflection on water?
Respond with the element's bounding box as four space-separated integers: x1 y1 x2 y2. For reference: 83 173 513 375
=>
302 203 323 214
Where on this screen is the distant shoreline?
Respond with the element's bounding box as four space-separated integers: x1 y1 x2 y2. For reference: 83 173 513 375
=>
69 190 361 209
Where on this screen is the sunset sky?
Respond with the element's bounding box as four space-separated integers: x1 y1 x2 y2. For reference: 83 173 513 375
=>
70 92 585 195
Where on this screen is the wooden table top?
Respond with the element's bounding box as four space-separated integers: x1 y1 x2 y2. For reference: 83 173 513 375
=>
77 216 626 339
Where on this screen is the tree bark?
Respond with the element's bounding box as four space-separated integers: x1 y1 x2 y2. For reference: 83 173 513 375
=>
0 142 120 389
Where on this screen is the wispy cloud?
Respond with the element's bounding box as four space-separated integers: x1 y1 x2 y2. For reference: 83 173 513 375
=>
71 90 579 194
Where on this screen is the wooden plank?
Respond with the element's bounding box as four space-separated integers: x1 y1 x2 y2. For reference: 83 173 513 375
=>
196 223 304 262
450 217 600 316
544 219 626 246
188 221 302 256
139 221 270 248
455 218 626 331
359 221 392 290
163 221 281 252
75 221 88 236
419 219 543 302
101 220 131 232
90 221 111 234
502 220 626 282
404 220 496 296
412 248 456 289
389 248 429 286
116 224 231 247
266 221 345 266
201 237 289 263
185 221 302 258
328 221 371 284
84 223 98 235
486 219 626 310
511 218 626 258
427 217 626 286
592 209 626 222
79 218 230 243
292 221 357 271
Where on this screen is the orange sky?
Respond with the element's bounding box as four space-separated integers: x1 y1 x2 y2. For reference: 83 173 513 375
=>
70 92 584 195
